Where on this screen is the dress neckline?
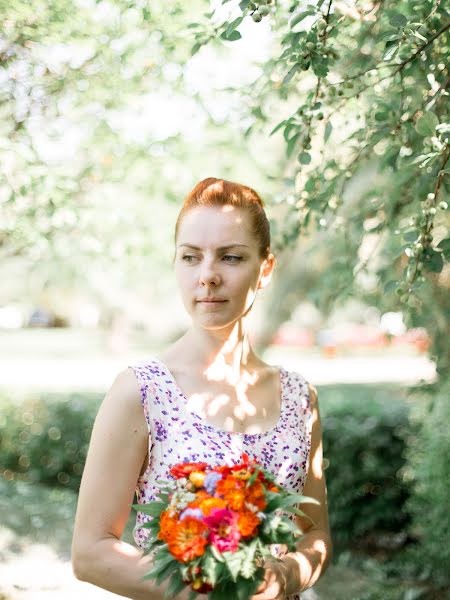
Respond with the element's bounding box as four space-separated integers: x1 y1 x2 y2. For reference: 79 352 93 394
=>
152 357 287 438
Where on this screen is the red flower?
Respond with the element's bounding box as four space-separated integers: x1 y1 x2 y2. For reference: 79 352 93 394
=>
169 461 209 479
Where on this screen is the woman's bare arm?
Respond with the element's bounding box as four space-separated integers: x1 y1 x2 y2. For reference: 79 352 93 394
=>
71 368 191 600
280 383 333 596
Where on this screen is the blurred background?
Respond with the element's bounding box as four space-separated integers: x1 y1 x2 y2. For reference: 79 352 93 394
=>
1 0 449 599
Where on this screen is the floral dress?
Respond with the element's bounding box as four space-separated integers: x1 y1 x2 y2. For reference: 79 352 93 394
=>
128 357 313 600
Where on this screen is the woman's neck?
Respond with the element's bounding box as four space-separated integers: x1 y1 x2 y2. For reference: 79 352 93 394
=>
162 327 265 383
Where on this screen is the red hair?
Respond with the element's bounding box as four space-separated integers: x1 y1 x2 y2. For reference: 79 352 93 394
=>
174 177 271 259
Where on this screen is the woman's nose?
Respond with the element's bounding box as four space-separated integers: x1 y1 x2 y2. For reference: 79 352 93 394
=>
199 260 221 286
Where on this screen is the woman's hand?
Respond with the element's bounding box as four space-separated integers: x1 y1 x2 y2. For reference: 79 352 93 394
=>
250 557 291 600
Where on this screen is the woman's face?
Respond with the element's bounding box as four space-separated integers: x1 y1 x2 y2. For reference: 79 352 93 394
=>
174 205 274 331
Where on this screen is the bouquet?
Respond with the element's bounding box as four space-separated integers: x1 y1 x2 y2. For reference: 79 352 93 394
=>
132 453 318 600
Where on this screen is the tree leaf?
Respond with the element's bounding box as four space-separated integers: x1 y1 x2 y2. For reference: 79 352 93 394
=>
282 63 300 85
404 230 419 242
287 133 300 158
415 112 439 136
324 121 332 142
383 42 399 61
191 42 202 56
289 10 316 29
437 238 450 260
225 30 242 41
389 13 407 28
269 119 288 136
423 249 443 273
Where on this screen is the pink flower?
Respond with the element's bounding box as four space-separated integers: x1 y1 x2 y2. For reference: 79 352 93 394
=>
203 507 241 552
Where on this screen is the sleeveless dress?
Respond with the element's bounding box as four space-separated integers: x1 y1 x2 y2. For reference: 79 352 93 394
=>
128 356 313 600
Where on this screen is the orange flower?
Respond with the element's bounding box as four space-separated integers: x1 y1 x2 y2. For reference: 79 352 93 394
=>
158 510 178 543
246 480 267 511
233 468 251 481
192 489 210 503
237 510 260 538
198 496 227 515
225 488 247 511
216 474 244 495
167 517 208 563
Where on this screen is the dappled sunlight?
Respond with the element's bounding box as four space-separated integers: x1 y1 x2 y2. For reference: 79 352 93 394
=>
203 350 259 387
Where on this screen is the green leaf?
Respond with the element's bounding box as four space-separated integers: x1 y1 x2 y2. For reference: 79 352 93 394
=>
389 13 407 28
164 570 187 599
437 238 450 260
225 16 244 33
246 467 260 488
415 112 439 136
133 501 166 517
191 42 202 56
313 61 329 77
142 552 176 582
383 42 400 61
210 581 236 600
267 492 320 512
287 133 300 158
224 30 242 41
290 10 316 29
423 249 444 273
298 151 311 165
236 574 262 600
270 119 288 136
282 63 300 85
324 121 332 142
210 544 225 562
404 230 419 242
283 123 298 141
156 561 177 586
222 550 244 581
377 30 401 41
409 28 427 42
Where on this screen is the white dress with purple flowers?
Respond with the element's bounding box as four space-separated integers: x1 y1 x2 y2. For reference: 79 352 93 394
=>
128 357 313 600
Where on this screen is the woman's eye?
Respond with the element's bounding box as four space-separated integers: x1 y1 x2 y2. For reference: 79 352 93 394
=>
223 255 242 262
181 255 197 262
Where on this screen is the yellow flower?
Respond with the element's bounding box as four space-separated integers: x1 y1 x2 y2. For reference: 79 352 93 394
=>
189 471 206 487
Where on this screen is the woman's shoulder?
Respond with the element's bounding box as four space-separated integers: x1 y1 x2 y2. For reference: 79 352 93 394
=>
108 366 143 404
280 364 318 408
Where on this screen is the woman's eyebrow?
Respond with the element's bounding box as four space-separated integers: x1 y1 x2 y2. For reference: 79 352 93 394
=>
178 244 250 250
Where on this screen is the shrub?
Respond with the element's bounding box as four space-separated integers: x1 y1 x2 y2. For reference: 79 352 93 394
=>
401 380 450 588
0 391 101 493
319 384 413 551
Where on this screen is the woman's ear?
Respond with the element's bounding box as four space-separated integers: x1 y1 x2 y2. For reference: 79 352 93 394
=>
257 253 276 290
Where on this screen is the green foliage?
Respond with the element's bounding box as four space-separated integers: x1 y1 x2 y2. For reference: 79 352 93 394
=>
192 0 450 377
319 384 413 550
402 380 450 587
0 390 101 492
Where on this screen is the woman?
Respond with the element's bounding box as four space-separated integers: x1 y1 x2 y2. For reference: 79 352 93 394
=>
71 177 332 599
